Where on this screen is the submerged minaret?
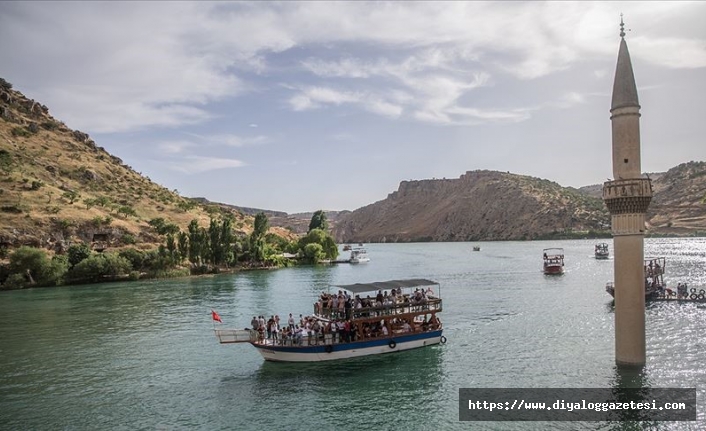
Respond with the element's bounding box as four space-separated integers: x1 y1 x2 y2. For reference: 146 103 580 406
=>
603 16 652 367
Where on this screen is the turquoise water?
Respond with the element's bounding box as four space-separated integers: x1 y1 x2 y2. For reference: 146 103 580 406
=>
1 238 705 430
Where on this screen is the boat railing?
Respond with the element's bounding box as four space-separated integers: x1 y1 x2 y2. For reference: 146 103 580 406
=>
317 298 443 320
215 328 258 344
252 321 443 348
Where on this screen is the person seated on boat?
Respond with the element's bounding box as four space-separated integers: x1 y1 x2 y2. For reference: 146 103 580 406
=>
425 286 435 298
402 320 412 333
382 295 393 310
428 314 441 330
363 323 372 339
376 290 384 304
381 321 389 337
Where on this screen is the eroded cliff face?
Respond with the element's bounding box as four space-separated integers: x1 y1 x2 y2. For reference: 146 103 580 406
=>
647 161 706 234
333 170 610 242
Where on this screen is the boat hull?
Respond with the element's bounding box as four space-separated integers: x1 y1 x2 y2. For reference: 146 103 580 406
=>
251 330 443 362
543 265 564 275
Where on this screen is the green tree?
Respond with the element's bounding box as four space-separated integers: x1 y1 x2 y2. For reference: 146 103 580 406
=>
95 195 111 207
249 212 269 262
8 246 67 286
166 233 178 263
219 218 234 266
298 228 339 260
62 190 80 204
67 242 92 268
308 210 329 232
118 248 146 271
302 243 325 264
68 253 132 282
177 231 189 263
117 205 137 218
188 219 204 265
208 218 221 265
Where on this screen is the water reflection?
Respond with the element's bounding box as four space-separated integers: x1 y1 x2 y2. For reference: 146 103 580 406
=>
607 366 653 429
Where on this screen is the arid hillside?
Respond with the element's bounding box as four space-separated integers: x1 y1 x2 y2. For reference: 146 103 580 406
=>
0 78 292 253
333 165 706 243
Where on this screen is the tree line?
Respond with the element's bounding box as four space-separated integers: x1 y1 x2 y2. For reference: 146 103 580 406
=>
0 210 339 290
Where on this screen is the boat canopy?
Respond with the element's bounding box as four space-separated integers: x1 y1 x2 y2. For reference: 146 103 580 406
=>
332 278 439 294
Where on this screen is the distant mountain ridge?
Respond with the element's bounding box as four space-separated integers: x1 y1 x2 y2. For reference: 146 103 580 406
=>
331 165 706 243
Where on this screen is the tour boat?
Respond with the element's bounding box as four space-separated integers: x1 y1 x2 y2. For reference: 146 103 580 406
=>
349 247 370 264
214 279 445 362
594 243 610 260
343 244 352 251
472 246 481 252
542 248 564 275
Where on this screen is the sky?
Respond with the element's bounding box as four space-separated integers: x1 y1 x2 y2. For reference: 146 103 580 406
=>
1 2 705 214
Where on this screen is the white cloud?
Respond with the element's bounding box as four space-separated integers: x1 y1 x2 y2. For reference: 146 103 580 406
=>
288 86 402 118
2 1 704 134
158 140 194 154
632 36 706 69
167 156 246 174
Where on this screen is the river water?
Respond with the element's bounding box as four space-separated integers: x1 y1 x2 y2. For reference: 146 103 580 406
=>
1 238 705 430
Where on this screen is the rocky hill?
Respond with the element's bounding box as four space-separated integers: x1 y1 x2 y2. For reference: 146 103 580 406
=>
0 78 292 253
333 166 706 243
644 162 706 234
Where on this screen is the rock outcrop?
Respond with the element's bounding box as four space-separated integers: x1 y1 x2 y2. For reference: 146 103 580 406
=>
333 165 705 243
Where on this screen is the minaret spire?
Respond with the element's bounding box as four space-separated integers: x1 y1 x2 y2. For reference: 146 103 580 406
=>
603 16 652 368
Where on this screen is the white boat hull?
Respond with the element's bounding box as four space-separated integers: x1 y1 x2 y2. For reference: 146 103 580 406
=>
251 330 443 362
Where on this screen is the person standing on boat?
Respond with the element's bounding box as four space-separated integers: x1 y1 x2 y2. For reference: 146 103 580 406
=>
288 313 295 331
266 316 274 339
270 319 279 342
257 316 266 342
251 316 259 331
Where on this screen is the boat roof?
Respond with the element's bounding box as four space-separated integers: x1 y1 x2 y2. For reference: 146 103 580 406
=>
332 278 439 294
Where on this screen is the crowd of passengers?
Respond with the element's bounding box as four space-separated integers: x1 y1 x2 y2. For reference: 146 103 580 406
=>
249 311 441 346
314 287 437 319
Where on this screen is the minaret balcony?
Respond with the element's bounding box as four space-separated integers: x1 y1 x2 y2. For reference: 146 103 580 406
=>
602 178 652 214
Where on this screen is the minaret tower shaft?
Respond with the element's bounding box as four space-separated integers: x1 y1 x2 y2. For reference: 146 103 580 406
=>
603 17 652 367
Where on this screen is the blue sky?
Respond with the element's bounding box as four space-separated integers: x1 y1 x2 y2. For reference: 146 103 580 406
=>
1 2 705 213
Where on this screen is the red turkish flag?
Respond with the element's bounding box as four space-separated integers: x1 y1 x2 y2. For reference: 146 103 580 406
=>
211 310 222 323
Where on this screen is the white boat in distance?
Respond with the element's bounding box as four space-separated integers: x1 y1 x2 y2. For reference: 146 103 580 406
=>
349 247 370 264
214 279 445 362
